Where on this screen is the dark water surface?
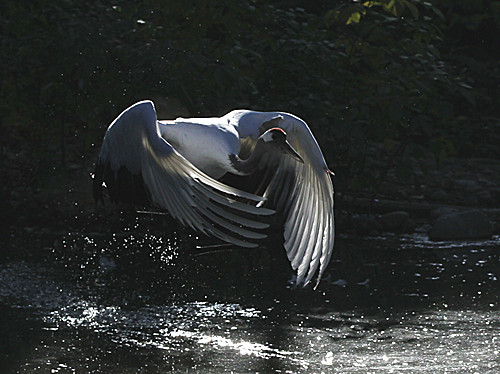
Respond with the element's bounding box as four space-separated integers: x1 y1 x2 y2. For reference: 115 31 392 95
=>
1 229 499 373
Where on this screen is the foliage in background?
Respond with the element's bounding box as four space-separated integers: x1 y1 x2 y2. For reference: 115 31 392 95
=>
1 0 499 196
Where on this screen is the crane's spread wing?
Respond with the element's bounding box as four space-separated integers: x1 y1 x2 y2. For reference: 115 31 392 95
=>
232 110 335 288
94 101 274 248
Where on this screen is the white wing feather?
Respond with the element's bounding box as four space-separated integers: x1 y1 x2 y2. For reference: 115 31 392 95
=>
231 110 335 287
98 101 274 248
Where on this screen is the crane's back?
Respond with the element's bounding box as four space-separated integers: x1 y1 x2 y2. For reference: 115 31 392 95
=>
158 117 241 179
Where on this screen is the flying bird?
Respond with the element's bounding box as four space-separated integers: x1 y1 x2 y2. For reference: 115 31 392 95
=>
93 100 334 287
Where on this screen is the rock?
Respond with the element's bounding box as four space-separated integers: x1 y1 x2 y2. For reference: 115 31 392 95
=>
491 188 500 203
428 210 493 241
351 215 382 235
415 224 432 234
377 211 410 232
426 189 449 202
475 190 493 204
455 179 480 192
431 207 459 220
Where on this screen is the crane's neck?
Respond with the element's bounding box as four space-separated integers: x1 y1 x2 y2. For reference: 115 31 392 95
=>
229 140 273 176
229 152 258 176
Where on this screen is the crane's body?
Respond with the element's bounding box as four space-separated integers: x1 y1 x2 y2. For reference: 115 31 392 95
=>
94 100 334 288
158 116 243 179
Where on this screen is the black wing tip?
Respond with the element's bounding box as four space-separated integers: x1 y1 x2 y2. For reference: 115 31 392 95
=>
92 159 152 207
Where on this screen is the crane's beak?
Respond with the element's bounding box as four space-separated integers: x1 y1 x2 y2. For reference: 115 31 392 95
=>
283 140 304 163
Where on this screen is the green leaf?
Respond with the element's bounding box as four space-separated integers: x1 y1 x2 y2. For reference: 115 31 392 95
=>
363 1 384 8
325 5 366 26
403 0 420 19
347 11 364 24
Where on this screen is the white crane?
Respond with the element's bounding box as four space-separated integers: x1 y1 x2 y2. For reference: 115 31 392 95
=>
93 100 334 288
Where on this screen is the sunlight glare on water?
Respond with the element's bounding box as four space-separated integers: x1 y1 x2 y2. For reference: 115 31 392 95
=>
38 296 499 373
1 233 499 373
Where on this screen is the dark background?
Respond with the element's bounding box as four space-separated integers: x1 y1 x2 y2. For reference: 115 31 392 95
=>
1 0 500 236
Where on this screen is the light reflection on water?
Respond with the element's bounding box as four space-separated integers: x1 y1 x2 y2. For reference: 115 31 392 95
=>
1 234 500 373
24 294 500 373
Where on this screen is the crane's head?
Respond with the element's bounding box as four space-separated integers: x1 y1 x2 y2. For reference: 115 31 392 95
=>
260 128 304 163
